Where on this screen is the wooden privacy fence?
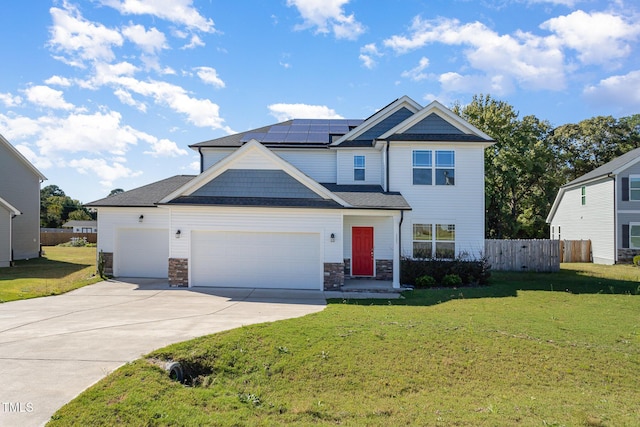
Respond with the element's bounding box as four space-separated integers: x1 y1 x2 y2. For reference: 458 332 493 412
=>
485 239 560 272
559 240 592 263
40 232 97 246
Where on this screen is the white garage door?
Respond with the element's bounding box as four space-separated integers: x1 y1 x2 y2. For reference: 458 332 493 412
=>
116 228 169 278
191 231 321 289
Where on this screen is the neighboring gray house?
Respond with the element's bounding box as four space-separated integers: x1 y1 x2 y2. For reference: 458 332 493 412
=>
0 134 47 265
547 147 640 264
62 220 98 233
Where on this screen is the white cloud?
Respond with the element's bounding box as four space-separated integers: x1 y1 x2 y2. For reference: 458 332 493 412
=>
527 0 577 5
68 157 142 188
49 3 124 66
181 34 205 49
401 57 430 81
383 16 566 91
268 103 343 121
439 72 513 96
114 88 147 111
143 137 189 157
100 0 215 33
24 85 74 110
0 92 22 107
194 66 225 88
122 23 167 54
541 10 640 65
359 43 381 69
583 70 640 109
44 75 72 87
287 0 365 40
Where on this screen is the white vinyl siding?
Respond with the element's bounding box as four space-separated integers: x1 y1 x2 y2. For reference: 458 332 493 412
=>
337 150 382 185
390 143 485 259
343 216 394 260
95 207 171 254
550 178 615 264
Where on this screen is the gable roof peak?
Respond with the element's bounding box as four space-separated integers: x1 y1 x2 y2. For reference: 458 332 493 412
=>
0 134 47 181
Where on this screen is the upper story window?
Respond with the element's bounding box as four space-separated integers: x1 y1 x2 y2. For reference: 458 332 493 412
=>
630 176 640 201
581 186 586 205
354 155 365 181
412 150 432 185
413 150 455 185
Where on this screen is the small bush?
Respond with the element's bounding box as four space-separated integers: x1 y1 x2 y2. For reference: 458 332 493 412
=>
415 275 436 288
633 255 640 267
441 274 462 287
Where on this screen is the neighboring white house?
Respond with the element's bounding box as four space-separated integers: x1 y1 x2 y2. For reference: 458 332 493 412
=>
62 220 98 233
547 147 640 264
0 134 47 266
87 96 494 290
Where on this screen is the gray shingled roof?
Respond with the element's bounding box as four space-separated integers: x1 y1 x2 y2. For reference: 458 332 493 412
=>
387 133 491 142
321 184 411 209
562 147 640 188
165 196 341 208
86 175 196 207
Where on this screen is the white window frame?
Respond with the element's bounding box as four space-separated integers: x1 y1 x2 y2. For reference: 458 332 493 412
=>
412 223 456 259
435 150 455 186
354 155 365 181
581 186 586 205
630 223 640 249
412 150 432 185
630 175 640 201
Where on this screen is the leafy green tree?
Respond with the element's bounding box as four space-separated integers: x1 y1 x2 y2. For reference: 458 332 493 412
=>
108 188 124 197
453 94 558 239
40 185 93 227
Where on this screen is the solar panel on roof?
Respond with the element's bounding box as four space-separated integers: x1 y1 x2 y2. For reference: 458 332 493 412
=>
290 124 310 132
284 133 308 142
240 132 267 142
306 133 328 143
292 119 312 124
261 133 285 142
329 125 349 133
269 125 289 133
309 124 329 132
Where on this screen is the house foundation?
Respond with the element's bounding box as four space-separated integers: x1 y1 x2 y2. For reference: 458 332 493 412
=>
618 249 640 264
375 259 393 280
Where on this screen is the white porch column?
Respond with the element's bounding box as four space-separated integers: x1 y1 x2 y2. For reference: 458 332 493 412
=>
393 213 401 288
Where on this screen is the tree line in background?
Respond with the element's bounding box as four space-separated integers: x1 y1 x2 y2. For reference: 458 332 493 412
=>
39 96 640 238
40 184 94 228
453 94 640 239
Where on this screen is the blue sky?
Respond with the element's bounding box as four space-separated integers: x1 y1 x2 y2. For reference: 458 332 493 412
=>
1 0 639 203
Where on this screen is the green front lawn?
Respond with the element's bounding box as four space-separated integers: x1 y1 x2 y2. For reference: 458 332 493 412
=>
0 246 99 302
49 264 640 426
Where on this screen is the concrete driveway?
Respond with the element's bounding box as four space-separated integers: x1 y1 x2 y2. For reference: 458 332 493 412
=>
0 279 326 427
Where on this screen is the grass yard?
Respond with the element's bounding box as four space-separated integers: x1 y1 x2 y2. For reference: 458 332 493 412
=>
49 264 640 427
0 246 100 303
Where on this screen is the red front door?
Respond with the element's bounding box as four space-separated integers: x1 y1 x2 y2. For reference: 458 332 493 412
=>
352 227 374 276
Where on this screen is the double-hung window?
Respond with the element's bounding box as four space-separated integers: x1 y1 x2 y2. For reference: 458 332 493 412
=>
412 151 432 185
630 176 640 201
413 223 456 259
413 150 455 185
354 155 365 181
581 186 586 205
630 223 640 249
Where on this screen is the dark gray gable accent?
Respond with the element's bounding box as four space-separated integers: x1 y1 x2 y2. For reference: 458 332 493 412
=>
622 177 629 201
352 107 414 142
401 113 464 135
191 169 322 199
622 224 630 248
86 175 196 207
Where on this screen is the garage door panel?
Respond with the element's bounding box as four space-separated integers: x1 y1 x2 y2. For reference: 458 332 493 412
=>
191 231 321 289
116 229 168 278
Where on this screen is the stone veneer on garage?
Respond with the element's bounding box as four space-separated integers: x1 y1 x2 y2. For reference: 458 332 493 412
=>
168 258 189 287
101 252 113 276
324 262 344 290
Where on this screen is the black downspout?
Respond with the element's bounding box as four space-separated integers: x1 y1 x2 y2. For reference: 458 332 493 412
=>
398 210 404 284
385 141 390 191
198 147 203 173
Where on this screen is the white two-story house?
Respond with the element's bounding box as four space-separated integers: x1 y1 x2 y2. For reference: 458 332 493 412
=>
88 96 494 290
